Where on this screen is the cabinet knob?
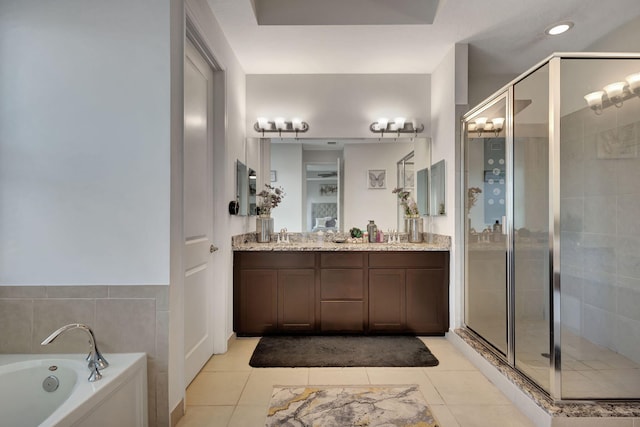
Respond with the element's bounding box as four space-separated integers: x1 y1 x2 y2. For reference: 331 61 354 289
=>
210 244 218 253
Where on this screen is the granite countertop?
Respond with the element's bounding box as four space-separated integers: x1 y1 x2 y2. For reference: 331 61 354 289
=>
232 232 451 252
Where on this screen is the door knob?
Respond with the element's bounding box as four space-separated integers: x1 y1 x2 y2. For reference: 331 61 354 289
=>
210 244 219 253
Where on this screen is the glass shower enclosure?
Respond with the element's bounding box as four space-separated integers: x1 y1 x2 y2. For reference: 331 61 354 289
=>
463 53 640 401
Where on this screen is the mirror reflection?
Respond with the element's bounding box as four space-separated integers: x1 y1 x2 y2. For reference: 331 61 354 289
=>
416 167 429 215
261 137 430 233
248 168 257 215
430 159 446 215
236 159 248 216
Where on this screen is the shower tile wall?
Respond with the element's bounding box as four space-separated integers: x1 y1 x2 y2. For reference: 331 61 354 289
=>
0 285 170 426
560 102 640 371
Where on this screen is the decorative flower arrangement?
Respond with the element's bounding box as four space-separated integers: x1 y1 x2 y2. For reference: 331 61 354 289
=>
467 187 482 210
392 187 419 217
257 184 285 217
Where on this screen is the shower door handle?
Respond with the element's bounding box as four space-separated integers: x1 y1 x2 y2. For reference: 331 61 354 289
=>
502 215 507 234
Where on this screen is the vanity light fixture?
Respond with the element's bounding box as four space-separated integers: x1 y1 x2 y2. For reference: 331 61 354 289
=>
583 71 640 114
254 117 310 137
467 117 504 136
369 117 424 137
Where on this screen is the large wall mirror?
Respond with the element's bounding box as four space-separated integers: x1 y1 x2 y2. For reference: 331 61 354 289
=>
255 137 430 233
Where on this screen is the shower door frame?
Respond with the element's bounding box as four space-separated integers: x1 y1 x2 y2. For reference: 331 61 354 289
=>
461 52 640 403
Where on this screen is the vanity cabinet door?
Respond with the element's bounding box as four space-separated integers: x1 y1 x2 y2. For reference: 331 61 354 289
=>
406 269 448 334
238 269 278 334
368 269 406 331
278 269 316 331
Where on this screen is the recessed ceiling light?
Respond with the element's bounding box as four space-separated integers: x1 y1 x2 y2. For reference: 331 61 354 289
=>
545 21 574 36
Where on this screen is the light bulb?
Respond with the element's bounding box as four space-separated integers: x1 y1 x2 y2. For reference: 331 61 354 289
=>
492 117 505 131
584 91 604 115
257 117 269 130
584 91 604 107
274 117 286 130
603 82 626 107
625 72 640 92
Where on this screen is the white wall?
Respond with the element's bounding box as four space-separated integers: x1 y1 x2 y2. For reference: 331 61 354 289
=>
431 44 468 329
246 74 430 138
0 0 171 285
178 0 249 418
271 143 303 231
343 142 414 232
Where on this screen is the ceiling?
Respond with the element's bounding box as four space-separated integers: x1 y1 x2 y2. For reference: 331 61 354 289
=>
206 0 640 76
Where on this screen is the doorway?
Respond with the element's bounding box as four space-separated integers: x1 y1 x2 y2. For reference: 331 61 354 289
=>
183 38 218 386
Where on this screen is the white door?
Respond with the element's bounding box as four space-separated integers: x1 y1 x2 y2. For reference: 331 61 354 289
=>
184 39 216 385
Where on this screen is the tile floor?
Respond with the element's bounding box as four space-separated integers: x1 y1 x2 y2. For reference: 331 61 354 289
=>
177 336 536 427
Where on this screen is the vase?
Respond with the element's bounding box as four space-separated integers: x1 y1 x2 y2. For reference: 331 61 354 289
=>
256 216 273 243
405 216 423 243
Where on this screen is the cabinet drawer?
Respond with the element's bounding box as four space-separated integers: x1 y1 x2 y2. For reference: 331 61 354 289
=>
235 252 315 269
320 269 364 299
320 301 364 332
368 251 447 269
320 252 364 268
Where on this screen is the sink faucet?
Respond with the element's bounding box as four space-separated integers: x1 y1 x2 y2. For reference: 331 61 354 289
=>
41 323 109 382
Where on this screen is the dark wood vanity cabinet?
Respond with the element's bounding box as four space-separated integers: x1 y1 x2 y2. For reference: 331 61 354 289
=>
234 250 449 336
234 252 315 335
368 252 449 334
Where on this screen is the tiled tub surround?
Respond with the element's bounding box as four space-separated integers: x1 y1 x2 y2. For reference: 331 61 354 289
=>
455 328 640 426
232 232 451 251
0 285 169 427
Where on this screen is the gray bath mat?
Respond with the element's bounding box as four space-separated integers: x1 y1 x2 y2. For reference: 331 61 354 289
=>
249 335 439 367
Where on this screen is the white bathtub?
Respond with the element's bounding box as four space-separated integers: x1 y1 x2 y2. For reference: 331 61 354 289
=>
0 353 147 427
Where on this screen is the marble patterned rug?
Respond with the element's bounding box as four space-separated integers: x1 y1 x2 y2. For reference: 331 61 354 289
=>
265 385 440 427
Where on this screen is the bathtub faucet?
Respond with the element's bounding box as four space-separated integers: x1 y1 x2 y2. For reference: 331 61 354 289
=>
41 323 109 382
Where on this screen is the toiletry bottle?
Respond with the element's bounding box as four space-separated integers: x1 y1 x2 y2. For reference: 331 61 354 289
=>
493 220 502 242
367 220 377 243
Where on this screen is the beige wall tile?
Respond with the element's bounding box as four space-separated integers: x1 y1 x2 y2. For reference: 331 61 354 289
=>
155 310 169 373
94 298 156 355
0 286 46 298
0 299 33 352
108 285 169 310
32 299 96 353
147 365 158 427
156 372 169 427
46 286 108 298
